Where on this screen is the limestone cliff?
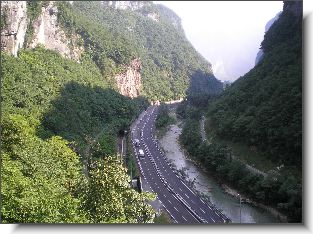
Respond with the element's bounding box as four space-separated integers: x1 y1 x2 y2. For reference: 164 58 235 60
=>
1 1 27 57
28 1 84 61
1 1 83 61
115 58 142 98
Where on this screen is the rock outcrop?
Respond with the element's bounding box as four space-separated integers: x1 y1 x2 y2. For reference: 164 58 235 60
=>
115 58 142 98
28 1 84 61
1 1 83 61
1 1 27 57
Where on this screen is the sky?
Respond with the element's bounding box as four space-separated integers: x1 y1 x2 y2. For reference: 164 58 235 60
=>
154 1 283 81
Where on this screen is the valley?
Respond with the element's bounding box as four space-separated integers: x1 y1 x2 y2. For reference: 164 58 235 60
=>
0 1 302 224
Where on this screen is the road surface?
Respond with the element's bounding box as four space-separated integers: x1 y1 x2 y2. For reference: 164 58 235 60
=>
131 105 230 224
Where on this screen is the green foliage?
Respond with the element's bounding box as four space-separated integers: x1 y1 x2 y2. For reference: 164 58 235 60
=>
1 47 143 152
24 1 45 46
0 5 7 30
56 1 217 101
179 4 302 222
186 69 223 108
180 117 302 222
154 211 172 224
92 134 117 158
26 1 43 21
82 157 155 223
155 104 175 129
207 5 302 167
41 81 138 148
1 114 88 223
1 47 154 223
57 1 135 80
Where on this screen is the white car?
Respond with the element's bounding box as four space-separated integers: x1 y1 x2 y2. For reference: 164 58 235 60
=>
138 149 145 158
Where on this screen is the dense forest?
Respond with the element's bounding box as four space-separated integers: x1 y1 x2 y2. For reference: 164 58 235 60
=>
179 1 302 222
1 0 223 223
1 0 302 224
1 47 155 223
56 1 217 101
207 2 302 167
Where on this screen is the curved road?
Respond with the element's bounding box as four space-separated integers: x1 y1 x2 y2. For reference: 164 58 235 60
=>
131 105 230 224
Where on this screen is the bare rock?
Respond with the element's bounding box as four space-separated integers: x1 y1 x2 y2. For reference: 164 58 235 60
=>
115 58 142 98
1 1 27 57
28 1 84 61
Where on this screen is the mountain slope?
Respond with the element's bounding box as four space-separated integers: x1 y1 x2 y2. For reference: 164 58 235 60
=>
207 1 302 167
56 1 220 100
1 1 224 223
178 1 302 222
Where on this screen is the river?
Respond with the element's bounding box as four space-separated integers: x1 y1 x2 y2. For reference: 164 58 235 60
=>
158 121 281 223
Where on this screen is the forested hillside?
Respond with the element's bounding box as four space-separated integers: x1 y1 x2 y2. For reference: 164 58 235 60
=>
1 47 154 223
178 1 302 222
56 1 217 101
207 1 302 167
1 1 224 223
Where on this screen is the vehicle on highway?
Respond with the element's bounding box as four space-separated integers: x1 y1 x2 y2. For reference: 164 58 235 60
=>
138 149 145 158
134 139 140 147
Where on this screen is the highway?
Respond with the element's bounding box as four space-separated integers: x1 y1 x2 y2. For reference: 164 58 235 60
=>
131 105 230 224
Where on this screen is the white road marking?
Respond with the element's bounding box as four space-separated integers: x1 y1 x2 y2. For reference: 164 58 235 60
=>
168 200 172 204
200 208 205 214
182 216 187 221
185 194 189 198
174 207 178 211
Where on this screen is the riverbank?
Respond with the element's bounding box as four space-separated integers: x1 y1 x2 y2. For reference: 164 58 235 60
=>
221 184 287 223
158 106 284 223
200 117 288 222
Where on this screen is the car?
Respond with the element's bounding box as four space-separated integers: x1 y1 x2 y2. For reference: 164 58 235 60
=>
138 149 145 158
134 139 140 147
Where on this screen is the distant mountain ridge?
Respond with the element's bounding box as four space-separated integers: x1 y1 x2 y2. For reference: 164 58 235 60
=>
255 11 281 65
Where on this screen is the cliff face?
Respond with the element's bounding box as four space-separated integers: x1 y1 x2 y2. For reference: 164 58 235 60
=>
1 1 83 61
115 58 142 98
1 1 27 57
28 1 84 61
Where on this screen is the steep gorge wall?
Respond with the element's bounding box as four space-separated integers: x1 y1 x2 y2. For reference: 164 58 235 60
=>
115 58 142 98
28 1 84 61
1 1 27 56
1 1 83 60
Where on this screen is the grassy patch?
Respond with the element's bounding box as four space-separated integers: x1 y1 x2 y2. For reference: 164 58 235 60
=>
154 211 172 224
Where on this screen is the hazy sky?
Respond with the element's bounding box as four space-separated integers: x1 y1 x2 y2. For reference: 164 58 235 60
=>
154 1 283 81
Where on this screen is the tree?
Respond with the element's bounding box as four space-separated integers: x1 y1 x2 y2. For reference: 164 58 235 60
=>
83 157 156 223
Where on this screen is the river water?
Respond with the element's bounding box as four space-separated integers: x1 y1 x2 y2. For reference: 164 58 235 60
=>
159 122 281 223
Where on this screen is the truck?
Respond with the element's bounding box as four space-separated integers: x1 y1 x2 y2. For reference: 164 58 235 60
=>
138 149 145 158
